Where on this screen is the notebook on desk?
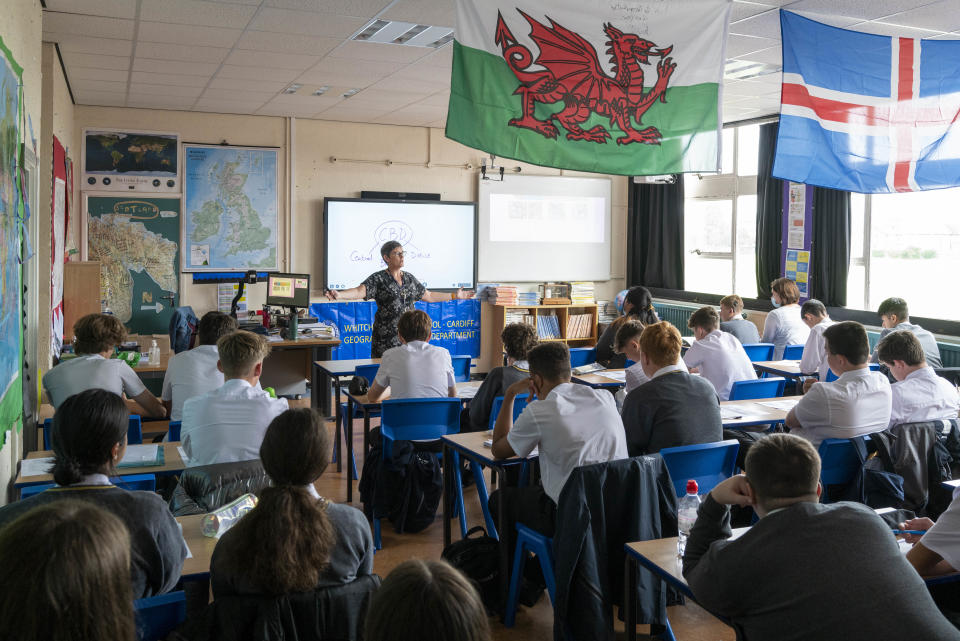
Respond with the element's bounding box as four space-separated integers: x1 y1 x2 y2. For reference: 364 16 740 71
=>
118 444 164 468
572 362 605 375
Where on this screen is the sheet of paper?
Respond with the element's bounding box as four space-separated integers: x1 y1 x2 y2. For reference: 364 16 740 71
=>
177 446 190 466
756 399 800 411
176 520 193 559
458 385 480 399
20 457 54 477
720 407 743 420
120 444 160 465
600 370 626 382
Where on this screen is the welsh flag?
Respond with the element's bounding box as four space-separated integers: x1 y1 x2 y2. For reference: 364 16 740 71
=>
446 0 732 176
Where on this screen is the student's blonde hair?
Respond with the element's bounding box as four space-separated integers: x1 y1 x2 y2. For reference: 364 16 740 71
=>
217 331 271 378
638 321 681 369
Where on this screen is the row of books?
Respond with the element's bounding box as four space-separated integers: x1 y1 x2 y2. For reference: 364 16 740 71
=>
536 314 562 339
570 281 595 304
517 291 540 305
567 313 595 338
505 310 535 326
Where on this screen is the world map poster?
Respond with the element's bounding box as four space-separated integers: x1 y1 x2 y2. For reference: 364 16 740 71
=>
0 41 20 410
183 145 279 271
82 129 179 193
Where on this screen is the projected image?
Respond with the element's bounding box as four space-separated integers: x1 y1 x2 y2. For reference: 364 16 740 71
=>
489 194 606 243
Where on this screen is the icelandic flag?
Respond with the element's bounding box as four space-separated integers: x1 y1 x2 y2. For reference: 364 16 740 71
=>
774 11 960 193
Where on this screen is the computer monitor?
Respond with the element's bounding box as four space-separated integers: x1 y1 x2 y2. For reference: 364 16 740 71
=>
266 272 310 309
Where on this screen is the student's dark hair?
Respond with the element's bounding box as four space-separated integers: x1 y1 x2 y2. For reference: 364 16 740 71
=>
221 408 336 595
877 297 909 321
501 323 538 361
614 319 646 353
380 240 402 260
745 434 820 506
73 313 127 354
769 278 800 305
876 329 926 367
51 389 128 486
800 299 827 319
823 321 870 365
0 500 136 641
365 559 491 641
688 306 720 331
527 342 571 382
398 309 432 342
198 311 238 345
719 294 744 313
639 321 682 369
624 286 658 325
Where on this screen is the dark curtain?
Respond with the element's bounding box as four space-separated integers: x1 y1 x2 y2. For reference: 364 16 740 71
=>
755 122 784 299
810 186 851 306
626 175 685 289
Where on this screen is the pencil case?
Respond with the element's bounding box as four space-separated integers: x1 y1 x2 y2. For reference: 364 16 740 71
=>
201 493 258 538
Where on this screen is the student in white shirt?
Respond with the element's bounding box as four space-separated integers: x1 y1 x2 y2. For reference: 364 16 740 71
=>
161 311 237 421
368 309 456 401
902 493 960 577
614 319 688 394
799 299 834 393
718 294 761 345
180 330 288 467
683 306 756 401
875 330 959 428
761 278 810 360
786 321 891 446
42 313 166 417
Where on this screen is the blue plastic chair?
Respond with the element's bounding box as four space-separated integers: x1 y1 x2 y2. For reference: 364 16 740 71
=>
167 421 181 442
333 364 380 477
728 377 787 400
569 347 597 368
782 343 805 360
504 523 557 627
134 591 186 641
20 473 158 500
624 359 636 369
451 355 472 382
818 438 862 503
741 343 775 362
44 415 143 450
824 363 880 382
659 440 740 498
373 397 465 549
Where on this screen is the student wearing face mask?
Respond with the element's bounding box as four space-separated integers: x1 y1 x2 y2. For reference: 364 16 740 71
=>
761 278 809 360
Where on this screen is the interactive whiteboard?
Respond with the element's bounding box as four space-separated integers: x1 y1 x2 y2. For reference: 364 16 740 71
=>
324 198 476 291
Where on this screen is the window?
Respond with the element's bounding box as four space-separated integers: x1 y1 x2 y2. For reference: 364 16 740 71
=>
684 124 759 298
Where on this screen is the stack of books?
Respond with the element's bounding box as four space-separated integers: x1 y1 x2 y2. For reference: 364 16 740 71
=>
475 283 500 301
567 313 595 338
505 309 535 327
536 314 561 339
488 286 518 305
570 281 595 304
517 291 540 305
597 300 619 324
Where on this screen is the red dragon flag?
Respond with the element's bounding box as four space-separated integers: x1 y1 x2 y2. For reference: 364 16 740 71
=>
447 0 732 176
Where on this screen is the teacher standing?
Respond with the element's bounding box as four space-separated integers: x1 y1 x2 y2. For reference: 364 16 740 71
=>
325 240 473 357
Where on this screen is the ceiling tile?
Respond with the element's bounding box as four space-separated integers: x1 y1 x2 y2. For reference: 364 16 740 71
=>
60 52 130 70
234 30 341 56
138 21 242 48
46 34 133 57
140 0 258 28
248 8 366 38
318 103 393 119
725 33 780 57
224 50 321 70
129 82 206 98
194 99 270 113
369 75 447 94
731 2 777 22
127 95 197 110
293 69 379 87
733 45 782 65
263 0 392 16
216 65 302 81
43 12 134 39
392 61 452 84
200 87 280 101
723 79 774 98
418 91 449 106
417 45 453 68
73 90 128 103
64 66 129 82
130 71 212 87
730 9 782 38
76 96 128 107
71 79 129 93
781 0 942 20
134 42 230 64
133 58 220 76
329 40 432 64
43 0 137 19
209 77 290 92
874 0 960 30
382 0 456 28
847 20 945 37
928 30 960 38
206 0 261 5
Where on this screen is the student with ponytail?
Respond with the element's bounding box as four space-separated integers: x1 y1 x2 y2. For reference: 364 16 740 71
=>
0 389 184 598
597 286 659 368
210 408 373 596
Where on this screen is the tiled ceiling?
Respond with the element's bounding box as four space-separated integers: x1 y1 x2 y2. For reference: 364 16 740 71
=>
42 0 960 128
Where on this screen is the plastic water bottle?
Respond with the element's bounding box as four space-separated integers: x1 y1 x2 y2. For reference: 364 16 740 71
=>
148 339 160 364
677 479 701 558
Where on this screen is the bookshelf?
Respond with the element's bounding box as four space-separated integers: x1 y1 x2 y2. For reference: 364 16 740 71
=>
478 303 599 372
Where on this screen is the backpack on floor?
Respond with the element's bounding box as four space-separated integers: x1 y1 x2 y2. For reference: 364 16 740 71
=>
442 526 500 611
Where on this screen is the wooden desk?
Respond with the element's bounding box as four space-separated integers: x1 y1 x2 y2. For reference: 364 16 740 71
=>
720 396 800 429
315 358 382 473
265 336 340 416
132 351 172 377
752 360 812 379
178 513 217 579
572 369 626 389
14 442 185 487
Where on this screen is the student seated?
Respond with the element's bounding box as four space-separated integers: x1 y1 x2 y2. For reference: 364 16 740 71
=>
0 500 136 641
718 294 760 344
683 306 756 401
876 330 959 427
161 310 237 421
211 408 373 597
42 313 165 417
761 278 809 360
596 286 658 368
798 298 834 393
872 296 943 368
614 319 689 394
181 330 288 466
0 389 185 597
368 309 456 401
785 321 891 446
490 342 626 539
682 433 960 641
365 559 490 641
463 322 537 432
621 322 722 455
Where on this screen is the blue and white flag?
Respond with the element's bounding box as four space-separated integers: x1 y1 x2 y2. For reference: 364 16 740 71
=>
774 11 960 193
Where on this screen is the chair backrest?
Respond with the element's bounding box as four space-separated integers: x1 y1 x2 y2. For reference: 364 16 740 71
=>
782 343 805 360
741 343 775 362
728 377 786 401
488 394 530 431
354 363 380 385
380 398 462 458
20 483 54 499
134 591 186 641
818 438 862 502
168 421 181 442
451 355 471 382
624 359 636 369
825 363 881 382
44 415 142 450
117 473 157 492
569 347 597 368
659 440 740 497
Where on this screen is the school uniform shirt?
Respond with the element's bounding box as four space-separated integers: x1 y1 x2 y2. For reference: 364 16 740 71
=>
180 379 288 467
799 318 834 380
507 382 627 503
873 321 943 368
889 366 960 427
761 305 809 360
42 353 147 407
160 344 225 421
682 330 757 401
719 317 761 345
919 489 960 571
624 358 688 394
374 340 455 399
791 368 892 446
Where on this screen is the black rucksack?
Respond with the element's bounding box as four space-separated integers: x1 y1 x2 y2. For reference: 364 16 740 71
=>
442 526 500 611
359 434 442 534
